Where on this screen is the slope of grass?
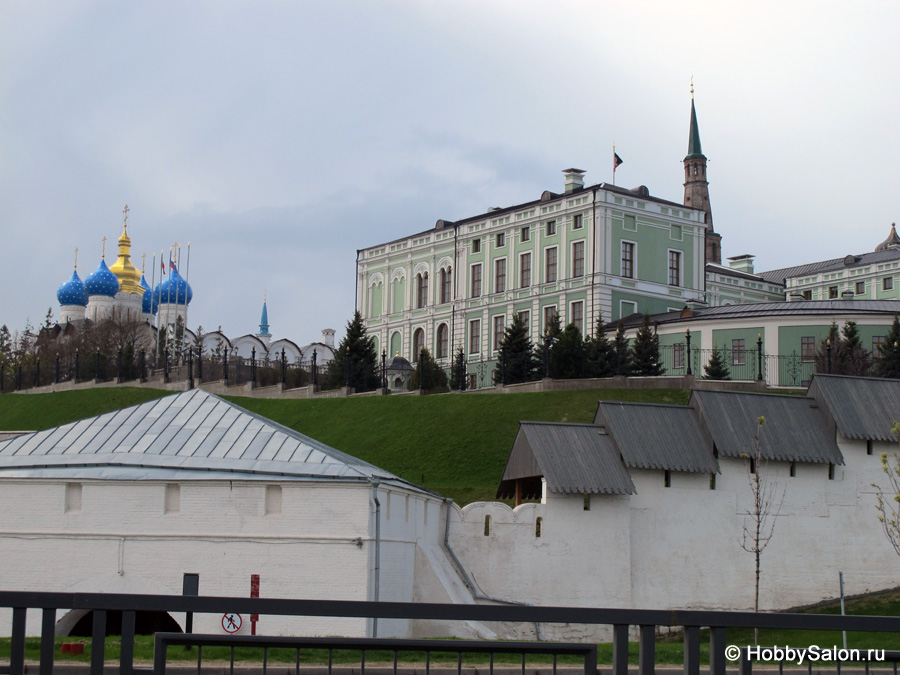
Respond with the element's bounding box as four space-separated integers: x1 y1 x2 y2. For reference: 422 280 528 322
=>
0 387 172 431
227 388 690 503
0 385 688 504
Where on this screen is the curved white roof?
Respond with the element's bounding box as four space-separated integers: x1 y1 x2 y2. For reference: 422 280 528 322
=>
0 389 413 486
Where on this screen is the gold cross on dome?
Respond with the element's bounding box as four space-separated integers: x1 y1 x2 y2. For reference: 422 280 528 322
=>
141 252 147 273
101 236 107 258
74 247 78 269
123 204 130 226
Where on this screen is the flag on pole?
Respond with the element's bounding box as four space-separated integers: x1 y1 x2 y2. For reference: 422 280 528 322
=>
170 260 178 274
161 259 166 275
614 152 623 171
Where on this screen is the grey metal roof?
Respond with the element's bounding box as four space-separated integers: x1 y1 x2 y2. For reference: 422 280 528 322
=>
594 402 719 473
809 374 900 442
498 422 635 496
0 389 407 483
690 390 843 465
615 300 900 330
759 247 900 284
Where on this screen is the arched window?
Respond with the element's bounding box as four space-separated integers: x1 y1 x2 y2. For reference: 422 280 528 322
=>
437 324 449 359
416 273 428 308
413 328 425 362
440 267 452 304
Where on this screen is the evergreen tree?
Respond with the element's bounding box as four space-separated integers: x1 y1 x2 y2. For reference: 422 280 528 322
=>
550 323 588 379
324 311 380 392
495 313 538 384
704 346 731 380
411 348 449 393
875 315 900 378
841 320 872 376
586 314 614 378
630 314 665 376
449 346 467 391
537 313 563 378
815 322 843 374
610 320 633 376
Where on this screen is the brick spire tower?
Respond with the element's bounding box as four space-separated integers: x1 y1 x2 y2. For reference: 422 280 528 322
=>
683 86 721 264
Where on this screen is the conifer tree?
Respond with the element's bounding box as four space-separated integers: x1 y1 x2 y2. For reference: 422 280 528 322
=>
704 346 731 380
550 323 588 379
495 313 537 384
325 311 380 391
411 348 449 393
841 320 872 375
875 315 900 378
586 314 615 378
449 346 467 391
630 314 665 376
815 321 843 375
610 320 632 376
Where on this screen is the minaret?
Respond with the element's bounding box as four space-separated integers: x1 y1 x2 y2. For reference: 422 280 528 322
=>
683 85 721 265
257 296 272 348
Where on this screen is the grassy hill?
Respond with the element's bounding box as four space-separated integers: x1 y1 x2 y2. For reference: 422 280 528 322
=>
0 386 689 504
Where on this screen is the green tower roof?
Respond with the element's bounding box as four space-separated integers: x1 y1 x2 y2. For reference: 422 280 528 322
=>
686 98 705 159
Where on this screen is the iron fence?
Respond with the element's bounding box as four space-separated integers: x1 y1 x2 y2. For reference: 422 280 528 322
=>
4 591 900 675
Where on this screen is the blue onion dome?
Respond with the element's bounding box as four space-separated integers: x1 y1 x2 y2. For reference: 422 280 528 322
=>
57 270 88 307
140 274 155 315
84 259 120 297
153 268 193 306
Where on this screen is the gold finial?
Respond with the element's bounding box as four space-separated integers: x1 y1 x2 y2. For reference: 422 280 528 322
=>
141 252 147 274
690 75 694 99
74 247 78 270
122 204 130 230
101 236 107 259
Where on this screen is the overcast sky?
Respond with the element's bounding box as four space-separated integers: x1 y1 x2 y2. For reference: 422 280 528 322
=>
2 1 898 343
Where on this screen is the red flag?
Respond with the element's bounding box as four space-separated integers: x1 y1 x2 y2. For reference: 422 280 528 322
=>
170 260 178 274
160 260 166 275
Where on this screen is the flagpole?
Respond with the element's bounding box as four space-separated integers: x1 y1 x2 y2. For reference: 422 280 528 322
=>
151 251 157 361
613 144 616 186
156 250 163 364
176 243 183 361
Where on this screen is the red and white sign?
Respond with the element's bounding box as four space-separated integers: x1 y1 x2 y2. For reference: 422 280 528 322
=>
222 612 242 633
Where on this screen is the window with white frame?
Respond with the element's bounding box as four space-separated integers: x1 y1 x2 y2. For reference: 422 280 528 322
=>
573 214 583 229
472 239 481 253
520 252 532 288
732 339 746 366
469 319 481 354
470 264 482 297
621 241 635 279
415 273 428 308
668 250 682 287
521 226 530 242
570 301 584 333
546 220 557 236
437 324 449 359
496 232 505 247
440 268 452 304
518 309 530 328
493 315 506 351
545 247 558 283
543 305 558 333
494 258 507 293
572 241 585 278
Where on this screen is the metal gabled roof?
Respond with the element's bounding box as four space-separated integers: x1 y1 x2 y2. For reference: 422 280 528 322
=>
690 389 843 465
498 422 635 496
594 401 719 474
0 388 405 484
809 374 900 442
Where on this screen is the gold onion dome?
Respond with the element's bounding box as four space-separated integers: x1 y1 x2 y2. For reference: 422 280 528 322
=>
108 224 144 294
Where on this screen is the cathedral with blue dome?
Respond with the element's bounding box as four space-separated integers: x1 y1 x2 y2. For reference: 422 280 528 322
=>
56 207 192 330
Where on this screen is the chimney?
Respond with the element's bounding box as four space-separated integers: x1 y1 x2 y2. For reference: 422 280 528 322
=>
727 254 755 274
562 168 586 193
322 328 335 348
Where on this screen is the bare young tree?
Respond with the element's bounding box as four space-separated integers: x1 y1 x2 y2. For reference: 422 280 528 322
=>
740 416 785 645
873 421 900 556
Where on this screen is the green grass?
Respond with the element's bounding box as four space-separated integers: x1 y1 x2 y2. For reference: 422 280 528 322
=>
225 388 691 503
0 387 172 431
4 590 900 665
0 384 690 504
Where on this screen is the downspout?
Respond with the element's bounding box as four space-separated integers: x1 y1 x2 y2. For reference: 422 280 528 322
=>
371 479 381 637
442 499 544 640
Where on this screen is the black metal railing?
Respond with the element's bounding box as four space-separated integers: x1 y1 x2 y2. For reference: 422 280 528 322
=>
153 634 597 675
4 591 900 675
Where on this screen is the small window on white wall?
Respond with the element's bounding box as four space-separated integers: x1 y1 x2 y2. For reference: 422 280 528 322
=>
65 483 82 513
265 485 282 515
619 300 638 318
165 484 180 514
